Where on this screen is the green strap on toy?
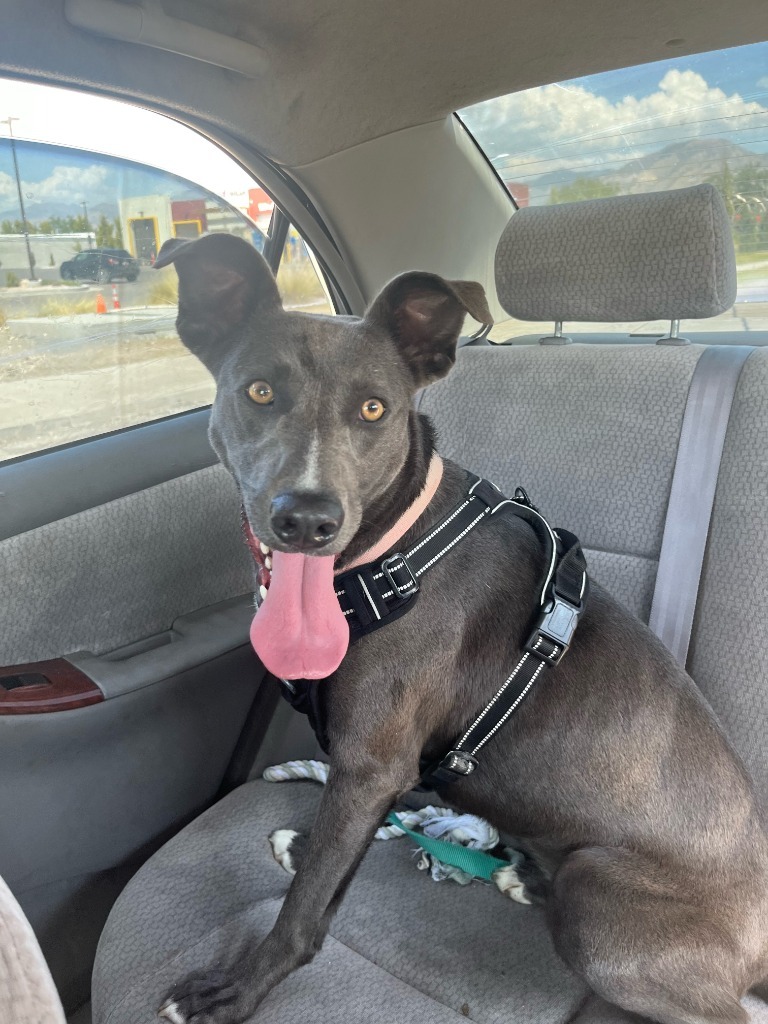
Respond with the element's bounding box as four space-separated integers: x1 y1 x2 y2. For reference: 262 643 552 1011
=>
385 812 509 882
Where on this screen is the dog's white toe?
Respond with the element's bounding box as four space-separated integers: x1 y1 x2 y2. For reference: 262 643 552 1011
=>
493 863 532 904
269 829 299 874
158 1000 186 1024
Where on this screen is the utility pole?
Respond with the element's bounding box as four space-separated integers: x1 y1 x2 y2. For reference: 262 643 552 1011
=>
1 116 36 281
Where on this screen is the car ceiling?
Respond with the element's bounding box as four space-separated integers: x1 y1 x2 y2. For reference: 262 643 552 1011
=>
3 1 768 167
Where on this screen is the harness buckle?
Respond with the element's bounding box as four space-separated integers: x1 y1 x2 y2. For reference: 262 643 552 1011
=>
438 749 479 778
381 553 419 597
525 594 582 666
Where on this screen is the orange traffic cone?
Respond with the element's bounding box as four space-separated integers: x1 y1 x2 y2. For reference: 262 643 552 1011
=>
111 284 120 310
95 293 107 314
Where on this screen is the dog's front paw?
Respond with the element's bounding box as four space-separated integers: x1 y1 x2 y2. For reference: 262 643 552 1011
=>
158 971 240 1024
492 862 532 904
269 828 309 875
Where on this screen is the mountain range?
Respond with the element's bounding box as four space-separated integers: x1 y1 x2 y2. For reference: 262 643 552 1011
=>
523 137 768 203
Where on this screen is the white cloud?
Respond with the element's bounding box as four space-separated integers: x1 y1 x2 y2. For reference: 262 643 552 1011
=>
0 162 110 210
463 68 767 190
0 77 253 199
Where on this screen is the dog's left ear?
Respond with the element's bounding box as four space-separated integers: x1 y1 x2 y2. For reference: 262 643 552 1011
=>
154 233 281 370
365 272 493 387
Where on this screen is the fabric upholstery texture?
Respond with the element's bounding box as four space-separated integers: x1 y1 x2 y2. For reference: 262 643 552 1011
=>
93 779 589 1024
495 185 737 322
0 871 66 1024
93 780 768 1024
689 347 768 795
0 464 252 664
420 343 702 622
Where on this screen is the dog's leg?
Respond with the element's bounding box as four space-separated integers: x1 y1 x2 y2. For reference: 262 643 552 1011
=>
160 757 416 1024
549 847 749 1024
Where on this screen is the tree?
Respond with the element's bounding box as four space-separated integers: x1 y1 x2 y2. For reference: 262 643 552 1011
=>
707 161 768 254
0 218 37 233
549 177 619 204
95 214 123 248
707 161 736 216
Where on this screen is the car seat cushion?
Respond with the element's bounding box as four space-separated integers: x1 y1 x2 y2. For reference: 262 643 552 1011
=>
93 778 589 1024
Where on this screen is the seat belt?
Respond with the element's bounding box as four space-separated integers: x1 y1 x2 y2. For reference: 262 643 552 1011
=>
648 345 752 668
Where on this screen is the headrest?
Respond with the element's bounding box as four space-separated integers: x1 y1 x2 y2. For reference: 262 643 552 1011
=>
495 184 736 323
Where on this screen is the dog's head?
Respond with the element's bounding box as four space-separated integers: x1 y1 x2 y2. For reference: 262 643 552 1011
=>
155 233 492 556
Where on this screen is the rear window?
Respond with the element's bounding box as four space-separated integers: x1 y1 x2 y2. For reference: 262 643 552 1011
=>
459 42 768 342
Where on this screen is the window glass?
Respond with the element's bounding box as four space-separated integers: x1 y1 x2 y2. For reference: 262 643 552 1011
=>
458 42 768 341
277 230 333 315
0 80 334 462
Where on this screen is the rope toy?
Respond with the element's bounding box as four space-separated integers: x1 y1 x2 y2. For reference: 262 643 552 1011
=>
263 759 521 886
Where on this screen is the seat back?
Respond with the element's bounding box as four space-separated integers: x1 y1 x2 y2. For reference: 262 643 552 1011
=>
421 185 766 797
421 342 700 622
689 348 768 795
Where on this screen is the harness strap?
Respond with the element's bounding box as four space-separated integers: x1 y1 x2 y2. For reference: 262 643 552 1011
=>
420 516 587 788
334 475 512 640
276 476 588 782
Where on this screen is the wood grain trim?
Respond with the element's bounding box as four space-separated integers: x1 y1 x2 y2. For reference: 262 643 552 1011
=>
0 659 104 715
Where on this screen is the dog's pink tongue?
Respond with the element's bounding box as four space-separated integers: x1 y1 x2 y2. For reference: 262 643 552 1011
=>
250 551 349 680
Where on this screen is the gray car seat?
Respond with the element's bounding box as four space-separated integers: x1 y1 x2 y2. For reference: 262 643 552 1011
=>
91 186 768 1024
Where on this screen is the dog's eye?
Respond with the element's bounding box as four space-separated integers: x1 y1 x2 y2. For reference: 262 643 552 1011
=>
360 398 386 422
247 381 274 405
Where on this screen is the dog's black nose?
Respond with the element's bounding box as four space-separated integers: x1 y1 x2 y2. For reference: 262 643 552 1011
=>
270 492 345 550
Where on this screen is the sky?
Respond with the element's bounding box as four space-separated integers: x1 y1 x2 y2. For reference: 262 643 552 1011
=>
0 76 254 218
460 40 768 194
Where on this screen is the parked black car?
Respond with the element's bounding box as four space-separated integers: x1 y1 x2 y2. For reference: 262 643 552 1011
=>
60 248 140 283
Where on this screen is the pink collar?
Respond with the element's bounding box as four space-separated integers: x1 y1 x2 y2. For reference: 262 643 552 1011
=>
336 455 444 573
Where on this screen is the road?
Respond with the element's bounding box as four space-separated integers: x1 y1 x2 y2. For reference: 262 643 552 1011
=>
0 273 158 316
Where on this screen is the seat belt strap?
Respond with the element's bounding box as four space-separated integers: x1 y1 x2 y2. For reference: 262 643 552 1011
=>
649 345 752 667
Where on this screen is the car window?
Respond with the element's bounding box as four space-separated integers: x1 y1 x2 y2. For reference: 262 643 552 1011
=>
276 230 333 315
458 41 768 341
0 80 335 462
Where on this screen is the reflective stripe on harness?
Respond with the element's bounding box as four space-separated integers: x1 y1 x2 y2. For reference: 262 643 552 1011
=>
280 475 589 786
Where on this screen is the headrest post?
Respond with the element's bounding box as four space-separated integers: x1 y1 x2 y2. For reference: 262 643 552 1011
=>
657 318 691 346
539 321 572 346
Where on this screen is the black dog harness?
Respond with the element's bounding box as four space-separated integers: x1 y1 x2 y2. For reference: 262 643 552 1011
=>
279 475 588 786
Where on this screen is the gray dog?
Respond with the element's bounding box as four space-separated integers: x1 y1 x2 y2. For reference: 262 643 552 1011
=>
154 233 768 1024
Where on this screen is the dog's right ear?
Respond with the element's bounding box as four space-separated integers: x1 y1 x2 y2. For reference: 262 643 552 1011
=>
155 233 281 368
364 271 493 388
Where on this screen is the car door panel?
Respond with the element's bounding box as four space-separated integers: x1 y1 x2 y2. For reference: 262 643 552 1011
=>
0 408 217 544
0 411 265 1010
